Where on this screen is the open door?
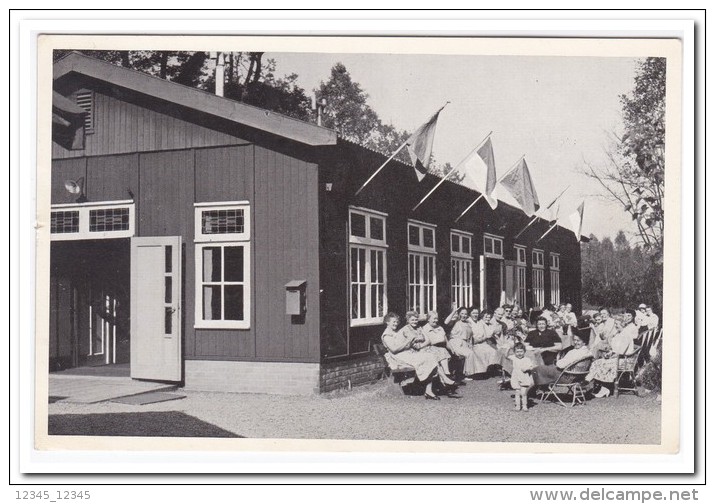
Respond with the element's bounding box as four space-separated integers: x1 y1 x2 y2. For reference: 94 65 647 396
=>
130 236 182 382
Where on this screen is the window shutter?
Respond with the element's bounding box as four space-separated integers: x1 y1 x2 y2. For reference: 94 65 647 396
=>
75 91 94 134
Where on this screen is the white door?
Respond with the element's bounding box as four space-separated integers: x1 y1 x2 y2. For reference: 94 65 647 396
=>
131 236 182 381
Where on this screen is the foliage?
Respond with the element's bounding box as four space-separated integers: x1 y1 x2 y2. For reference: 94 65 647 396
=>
317 62 463 182
581 231 662 313
637 343 662 392
583 57 666 258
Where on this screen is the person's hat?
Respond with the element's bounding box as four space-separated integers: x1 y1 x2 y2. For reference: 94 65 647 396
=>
638 304 647 309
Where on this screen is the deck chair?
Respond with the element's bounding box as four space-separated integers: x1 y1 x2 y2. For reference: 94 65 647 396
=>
636 328 657 367
614 346 642 398
373 341 418 391
538 356 594 407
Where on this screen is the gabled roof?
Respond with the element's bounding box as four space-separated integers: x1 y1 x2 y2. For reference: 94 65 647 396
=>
53 52 337 147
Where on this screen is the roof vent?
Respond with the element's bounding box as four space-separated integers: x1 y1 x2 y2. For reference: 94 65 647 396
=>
75 91 94 134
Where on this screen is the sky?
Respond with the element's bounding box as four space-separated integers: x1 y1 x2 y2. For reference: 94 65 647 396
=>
269 52 640 242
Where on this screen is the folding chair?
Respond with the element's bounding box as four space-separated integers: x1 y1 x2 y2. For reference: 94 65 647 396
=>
538 356 594 407
614 346 642 398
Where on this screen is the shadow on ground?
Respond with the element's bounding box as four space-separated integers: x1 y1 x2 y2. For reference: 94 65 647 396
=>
48 411 242 437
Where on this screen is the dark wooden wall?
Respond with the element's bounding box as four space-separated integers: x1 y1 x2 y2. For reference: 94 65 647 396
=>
51 87 321 364
318 140 583 360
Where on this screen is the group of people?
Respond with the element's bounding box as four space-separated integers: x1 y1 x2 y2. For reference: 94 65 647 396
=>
381 301 660 408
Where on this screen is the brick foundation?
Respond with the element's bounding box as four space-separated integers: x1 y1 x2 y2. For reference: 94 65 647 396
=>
184 360 320 396
319 354 386 393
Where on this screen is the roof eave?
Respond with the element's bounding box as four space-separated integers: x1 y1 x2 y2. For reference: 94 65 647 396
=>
53 52 337 147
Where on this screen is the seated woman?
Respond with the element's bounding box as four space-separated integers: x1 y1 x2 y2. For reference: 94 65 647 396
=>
524 317 563 366
587 309 640 398
444 306 479 380
381 312 441 400
412 310 456 387
469 309 502 376
532 331 592 387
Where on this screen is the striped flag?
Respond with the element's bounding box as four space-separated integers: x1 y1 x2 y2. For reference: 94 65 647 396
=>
499 158 540 216
406 103 448 181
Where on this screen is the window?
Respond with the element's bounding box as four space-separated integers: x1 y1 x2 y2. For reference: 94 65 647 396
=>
532 249 545 308
451 230 473 308
75 91 94 134
550 253 560 306
349 208 387 326
195 202 251 329
50 201 135 241
408 220 437 314
514 246 527 308
483 234 504 259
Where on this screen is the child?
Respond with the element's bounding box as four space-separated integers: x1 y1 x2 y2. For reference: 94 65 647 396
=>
509 342 535 411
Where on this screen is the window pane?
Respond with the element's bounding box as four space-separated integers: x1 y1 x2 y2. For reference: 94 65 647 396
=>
408 225 420 246
423 228 434 249
224 246 244 282
224 285 245 320
350 248 358 282
164 307 172 335
202 208 244 235
369 217 384 241
371 284 378 317
165 245 172 273
494 239 502 256
165 277 172 304
350 212 366 237
485 238 493 254
50 210 80 234
358 248 366 282
462 236 470 255
202 247 222 282
376 251 384 282
377 285 385 317
203 286 222 320
359 285 366 318
451 234 459 253
351 285 359 319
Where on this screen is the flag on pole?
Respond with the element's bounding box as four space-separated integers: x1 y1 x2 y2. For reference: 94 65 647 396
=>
498 158 540 216
568 201 585 239
463 137 498 209
406 103 448 182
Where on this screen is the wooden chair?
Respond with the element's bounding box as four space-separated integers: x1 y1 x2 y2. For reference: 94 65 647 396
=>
614 346 642 398
538 356 594 407
372 341 418 390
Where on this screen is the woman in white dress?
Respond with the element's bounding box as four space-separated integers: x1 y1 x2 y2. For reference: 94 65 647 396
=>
468 309 501 375
381 312 440 400
444 307 479 379
410 311 456 387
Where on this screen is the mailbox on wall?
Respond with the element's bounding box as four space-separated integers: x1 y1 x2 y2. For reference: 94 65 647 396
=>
285 280 307 316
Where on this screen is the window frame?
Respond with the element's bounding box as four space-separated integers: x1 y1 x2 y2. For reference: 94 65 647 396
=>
194 201 250 243
50 200 135 241
514 245 527 265
532 249 545 268
194 202 251 330
550 252 560 271
450 229 473 307
483 233 504 259
349 207 388 327
407 219 437 254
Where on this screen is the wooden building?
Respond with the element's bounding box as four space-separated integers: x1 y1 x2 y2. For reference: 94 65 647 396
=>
49 53 584 394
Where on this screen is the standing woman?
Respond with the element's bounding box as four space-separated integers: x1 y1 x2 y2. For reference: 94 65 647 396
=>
469 309 502 375
445 307 479 379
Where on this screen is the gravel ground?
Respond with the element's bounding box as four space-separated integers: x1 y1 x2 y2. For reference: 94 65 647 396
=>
48 377 661 444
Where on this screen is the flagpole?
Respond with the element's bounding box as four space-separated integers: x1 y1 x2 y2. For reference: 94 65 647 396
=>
454 154 525 223
513 185 570 239
354 139 409 196
411 131 492 212
536 222 558 243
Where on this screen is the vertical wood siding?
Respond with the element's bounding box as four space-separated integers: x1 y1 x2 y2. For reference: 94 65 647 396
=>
86 153 139 202
254 145 320 362
51 158 87 204
193 146 256 360
52 90 248 159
